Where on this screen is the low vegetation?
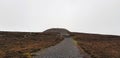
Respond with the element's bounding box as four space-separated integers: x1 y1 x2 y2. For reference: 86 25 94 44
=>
0 31 63 58
72 32 120 58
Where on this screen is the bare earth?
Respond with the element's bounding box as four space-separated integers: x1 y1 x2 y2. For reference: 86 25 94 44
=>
32 37 83 58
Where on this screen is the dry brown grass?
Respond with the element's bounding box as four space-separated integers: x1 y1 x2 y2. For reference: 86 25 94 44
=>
72 32 120 58
0 32 63 58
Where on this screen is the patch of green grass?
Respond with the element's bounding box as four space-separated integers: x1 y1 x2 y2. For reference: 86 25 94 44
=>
23 52 32 58
72 39 78 45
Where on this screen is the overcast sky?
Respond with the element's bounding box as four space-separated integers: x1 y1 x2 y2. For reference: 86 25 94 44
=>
0 0 120 35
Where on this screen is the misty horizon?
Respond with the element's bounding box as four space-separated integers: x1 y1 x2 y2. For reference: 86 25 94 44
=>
0 0 120 35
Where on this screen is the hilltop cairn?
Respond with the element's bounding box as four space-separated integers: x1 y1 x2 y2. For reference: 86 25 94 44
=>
43 28 70 36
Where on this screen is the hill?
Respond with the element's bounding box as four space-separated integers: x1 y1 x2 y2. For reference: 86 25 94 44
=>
0 28 120 58
72 32 120 58
0 31 63 58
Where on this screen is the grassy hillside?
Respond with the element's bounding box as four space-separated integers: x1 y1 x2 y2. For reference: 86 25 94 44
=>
72 32 120 58
0 31 63 58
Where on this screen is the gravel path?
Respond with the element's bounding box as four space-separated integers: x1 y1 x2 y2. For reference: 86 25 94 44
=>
32 37 83 58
